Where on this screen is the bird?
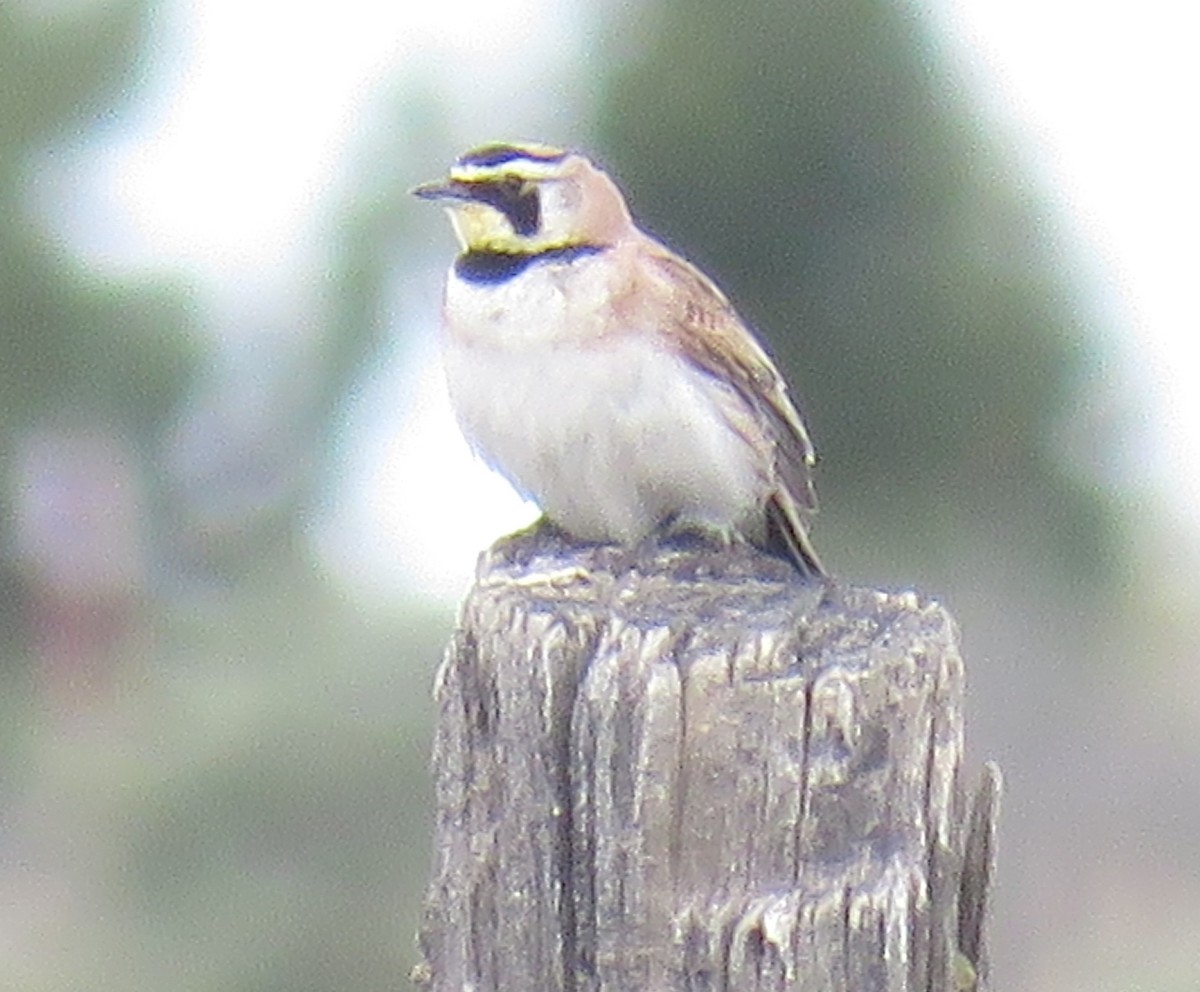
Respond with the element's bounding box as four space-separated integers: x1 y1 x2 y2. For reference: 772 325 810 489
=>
413 141 825 578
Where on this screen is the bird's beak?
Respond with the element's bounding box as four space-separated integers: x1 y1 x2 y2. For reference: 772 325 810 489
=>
411 179 473 202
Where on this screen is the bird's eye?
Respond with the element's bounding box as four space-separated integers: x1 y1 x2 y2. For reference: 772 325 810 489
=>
502 179 540 237
466 176 541 237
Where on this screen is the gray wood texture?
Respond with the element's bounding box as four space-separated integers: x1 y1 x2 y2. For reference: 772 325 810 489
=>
414 529 998 992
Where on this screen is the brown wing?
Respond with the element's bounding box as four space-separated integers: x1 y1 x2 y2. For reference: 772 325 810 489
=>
632 242 825 576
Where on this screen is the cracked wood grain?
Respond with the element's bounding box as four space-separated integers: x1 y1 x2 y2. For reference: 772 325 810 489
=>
414 528 998 992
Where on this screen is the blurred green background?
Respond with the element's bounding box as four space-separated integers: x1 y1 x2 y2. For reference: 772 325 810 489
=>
1 1 1197 990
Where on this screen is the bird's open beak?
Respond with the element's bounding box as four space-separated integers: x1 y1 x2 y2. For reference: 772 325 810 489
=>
411 179 473 202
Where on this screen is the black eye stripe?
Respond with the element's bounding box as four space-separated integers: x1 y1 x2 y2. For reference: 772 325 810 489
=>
464 179 540 236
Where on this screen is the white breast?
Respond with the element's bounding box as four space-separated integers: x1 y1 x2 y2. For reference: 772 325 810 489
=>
441 256 767 544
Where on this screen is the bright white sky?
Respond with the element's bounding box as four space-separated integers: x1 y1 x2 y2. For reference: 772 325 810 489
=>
37 0 1200 601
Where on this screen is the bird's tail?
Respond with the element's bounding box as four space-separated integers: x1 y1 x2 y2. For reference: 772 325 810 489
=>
764 495 826 579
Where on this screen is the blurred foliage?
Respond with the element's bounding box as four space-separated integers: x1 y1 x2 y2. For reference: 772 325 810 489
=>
0 0 197 753
0 5 441 991
316 132 417 449
598 0 1125 591
0 1 199 440
7 565 443 992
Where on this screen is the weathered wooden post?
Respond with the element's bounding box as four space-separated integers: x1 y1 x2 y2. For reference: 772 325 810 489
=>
413 528 999 992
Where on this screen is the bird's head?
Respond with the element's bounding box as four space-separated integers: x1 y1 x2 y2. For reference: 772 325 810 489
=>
413 142 634 254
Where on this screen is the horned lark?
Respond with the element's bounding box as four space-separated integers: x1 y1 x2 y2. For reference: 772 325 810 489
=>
414 142 825 578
